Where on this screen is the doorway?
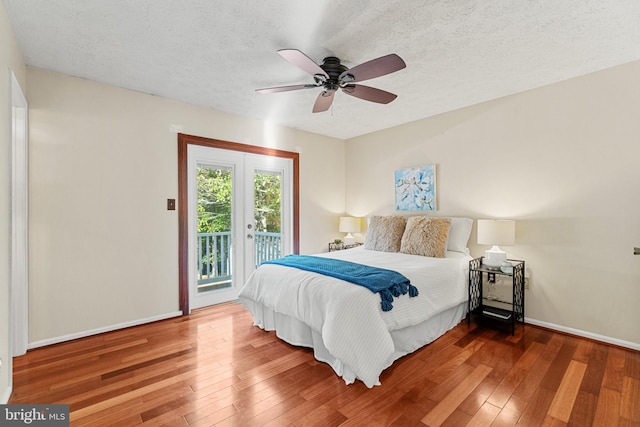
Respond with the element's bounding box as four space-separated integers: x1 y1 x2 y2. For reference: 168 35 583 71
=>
178 134 299 314
187 145 292 309
10 71 28 358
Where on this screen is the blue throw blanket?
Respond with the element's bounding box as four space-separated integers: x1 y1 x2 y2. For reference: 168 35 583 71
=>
264 255 418 311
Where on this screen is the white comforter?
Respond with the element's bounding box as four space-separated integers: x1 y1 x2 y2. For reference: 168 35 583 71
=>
238 246 471 387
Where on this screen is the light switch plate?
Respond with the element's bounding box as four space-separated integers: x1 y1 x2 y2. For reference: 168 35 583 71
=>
167 199 176 210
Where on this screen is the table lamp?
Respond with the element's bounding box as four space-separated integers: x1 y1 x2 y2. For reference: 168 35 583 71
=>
477 219 515 269
339 217 361 246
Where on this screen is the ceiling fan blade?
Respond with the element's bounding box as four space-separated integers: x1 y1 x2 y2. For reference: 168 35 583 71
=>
339 53 406 82
312 91 335 113
278 49 329 78
256 84 317 94
342 84 397 104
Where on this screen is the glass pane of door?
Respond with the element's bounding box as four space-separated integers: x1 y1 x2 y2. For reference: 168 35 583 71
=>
253 169 282 269
196 165 233 294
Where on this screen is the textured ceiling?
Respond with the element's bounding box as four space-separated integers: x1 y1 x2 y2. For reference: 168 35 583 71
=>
5 0 640 140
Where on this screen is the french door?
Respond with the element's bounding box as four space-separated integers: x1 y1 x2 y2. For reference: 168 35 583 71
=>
187 145 293 309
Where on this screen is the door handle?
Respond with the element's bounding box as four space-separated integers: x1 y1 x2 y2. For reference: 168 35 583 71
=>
635 247 640 255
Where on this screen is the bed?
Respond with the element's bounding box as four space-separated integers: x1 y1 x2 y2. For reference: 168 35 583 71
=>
238 216 473 388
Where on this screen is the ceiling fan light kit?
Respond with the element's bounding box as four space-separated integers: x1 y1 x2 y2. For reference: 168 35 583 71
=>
256 49 406 113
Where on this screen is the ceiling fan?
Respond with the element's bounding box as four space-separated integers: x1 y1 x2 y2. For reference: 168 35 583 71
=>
256 49 406 113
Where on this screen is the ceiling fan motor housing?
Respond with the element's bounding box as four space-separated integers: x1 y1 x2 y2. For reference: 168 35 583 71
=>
321 57 352 91
321 57 348 78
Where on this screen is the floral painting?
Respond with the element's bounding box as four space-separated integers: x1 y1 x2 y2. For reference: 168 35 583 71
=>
395 165 436 211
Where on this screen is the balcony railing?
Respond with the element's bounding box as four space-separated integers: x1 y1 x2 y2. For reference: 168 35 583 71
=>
197 231 282 290
253 231 282 268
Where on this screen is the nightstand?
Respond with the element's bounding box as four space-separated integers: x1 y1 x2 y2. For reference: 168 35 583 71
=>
329 242 363 252
468 256 525 335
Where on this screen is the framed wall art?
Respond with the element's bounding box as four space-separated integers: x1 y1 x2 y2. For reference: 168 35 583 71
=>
395 165 437 211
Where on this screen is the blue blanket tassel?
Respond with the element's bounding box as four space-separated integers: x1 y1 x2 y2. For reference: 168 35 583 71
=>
379 289 394 311
408 284 419 298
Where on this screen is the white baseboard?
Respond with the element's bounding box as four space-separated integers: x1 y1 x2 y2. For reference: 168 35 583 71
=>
27 311 183 350
1 386 12 404
525 317 640 351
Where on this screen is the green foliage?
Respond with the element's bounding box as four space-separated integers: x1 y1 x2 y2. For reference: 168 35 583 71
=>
196 168 281 234
197 167 232 233
254 173 281 233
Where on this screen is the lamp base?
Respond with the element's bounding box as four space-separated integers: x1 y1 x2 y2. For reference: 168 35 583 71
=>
344 233 355 246
484 245 507 268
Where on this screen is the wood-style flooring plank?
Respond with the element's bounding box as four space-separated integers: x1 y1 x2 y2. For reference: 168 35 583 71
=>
8 302 640 427
602 347 627 392
421 363 492 426
620 376 640 423
593 387 622 426
547 360 587 422
579 342 609 395
567 390 598 427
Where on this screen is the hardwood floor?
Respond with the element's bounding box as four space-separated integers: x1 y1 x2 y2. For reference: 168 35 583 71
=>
9 302 640 426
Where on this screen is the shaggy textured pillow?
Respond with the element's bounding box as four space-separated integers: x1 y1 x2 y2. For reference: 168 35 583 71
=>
364 216 407 252
400 217 451 258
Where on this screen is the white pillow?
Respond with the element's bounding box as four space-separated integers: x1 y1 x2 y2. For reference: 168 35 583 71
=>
446 217 473 253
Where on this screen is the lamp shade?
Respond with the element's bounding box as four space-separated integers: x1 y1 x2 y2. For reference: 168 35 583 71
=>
477 219 515 246
339 217 361 233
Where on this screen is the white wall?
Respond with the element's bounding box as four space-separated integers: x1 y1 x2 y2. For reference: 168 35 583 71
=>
346 60 640 346
26 67 345 345
0 1 27 402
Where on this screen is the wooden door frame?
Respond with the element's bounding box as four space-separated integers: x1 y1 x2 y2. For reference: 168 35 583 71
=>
178 133 300 315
